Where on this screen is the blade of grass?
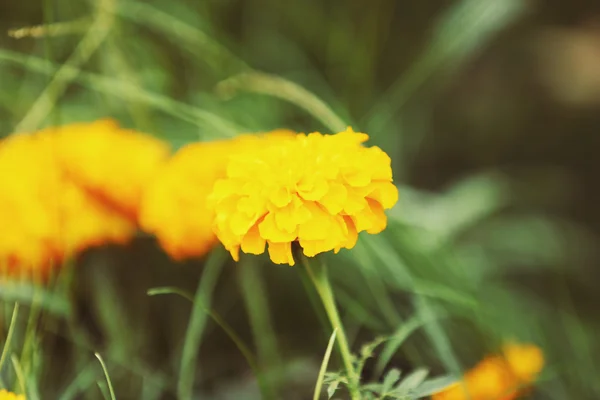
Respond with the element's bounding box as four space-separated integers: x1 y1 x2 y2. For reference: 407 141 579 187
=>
0 281 70 317
0 50 242 138
313 328 338 400
237 260 282 398
115 1 248 73
361 234 464 378
9 18 91 39
177 248 227 400
364 0 527 134
95 353 116 400
148 285 270 398
20 285 44 386
0 303 20 374
14 0 116 133
58 363 99 400
216 72 348 132
10 354 27 397
373 315 426 377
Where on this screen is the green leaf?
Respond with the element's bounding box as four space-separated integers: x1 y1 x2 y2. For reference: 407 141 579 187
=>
314 329 338 400
327 380 340 399
392 368 429 393
381 368 402 394
413 375 458 397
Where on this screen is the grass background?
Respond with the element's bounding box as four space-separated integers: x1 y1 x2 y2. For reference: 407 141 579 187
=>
1 0 600 398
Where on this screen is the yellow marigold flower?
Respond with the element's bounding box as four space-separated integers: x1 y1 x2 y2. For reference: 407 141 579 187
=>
431 342 544 400
46 119 170 220
0 128 136 278
0 390 25 400
140 130 295 260
0 134 58 274
502 342 544 384
208 127 399 266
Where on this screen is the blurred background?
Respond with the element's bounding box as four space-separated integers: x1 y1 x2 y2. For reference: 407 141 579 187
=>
1 0 600 398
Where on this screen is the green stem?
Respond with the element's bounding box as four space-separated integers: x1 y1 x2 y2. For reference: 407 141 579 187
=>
0 303 19 375
95 352 117 400
148 286 270 398
177 248 226 400
302 256 360 400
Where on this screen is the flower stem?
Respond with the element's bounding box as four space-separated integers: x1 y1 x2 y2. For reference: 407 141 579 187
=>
302 256 360 400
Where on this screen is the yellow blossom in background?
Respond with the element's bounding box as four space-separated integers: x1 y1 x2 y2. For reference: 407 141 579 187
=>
47 119 171 220
0 134 59 275
0 390 25 400
208 127 398 266
140 130 295 260
431 342 544 400
0 121 144 278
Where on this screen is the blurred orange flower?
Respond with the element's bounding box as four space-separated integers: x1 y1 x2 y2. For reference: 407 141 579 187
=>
208 127 398 266
431 343 544 400
48 119 171 220
0 389 25 400
0 119 167 278
140 130 295 260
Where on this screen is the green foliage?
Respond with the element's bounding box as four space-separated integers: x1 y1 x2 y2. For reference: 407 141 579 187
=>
321 334 457 400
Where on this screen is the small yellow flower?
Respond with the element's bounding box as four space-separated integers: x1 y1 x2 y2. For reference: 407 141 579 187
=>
47 119 171 220
502 342 544 384
0 389 25 400
431 342 544 400
208 127 398 266
140 130 295 260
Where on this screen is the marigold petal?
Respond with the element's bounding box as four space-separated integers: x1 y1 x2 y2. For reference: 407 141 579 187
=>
240 224 266 255
267 241 295 265
258 213 297 242
342 216 358 250
297 177 329 201
343 169 372 187
343 188 369 214
366 181 399 209
229 246 241 262
299 240 326 257
319 182 348 214
230 211 258 236
365 146 393 180
270 186 293 207
365 199 388 234
298 203 330 241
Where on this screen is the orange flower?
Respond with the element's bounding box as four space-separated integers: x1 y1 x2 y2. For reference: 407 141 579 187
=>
0 134 59 275
47 119 171 220
431 343 544 400
208 127 398 266
0 120 158 278
140 130 295 260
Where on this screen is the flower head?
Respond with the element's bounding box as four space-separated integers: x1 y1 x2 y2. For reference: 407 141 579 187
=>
0 121 144 278
47 119 171 220
140 130 295 260
431 342 544 400
0 390 25 400
208 127 398 266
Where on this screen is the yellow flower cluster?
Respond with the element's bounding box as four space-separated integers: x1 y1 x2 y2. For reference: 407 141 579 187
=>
1 119 397 274
432 342 544 400
0 389 25 400
0 120 168 278
208 128 398 265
